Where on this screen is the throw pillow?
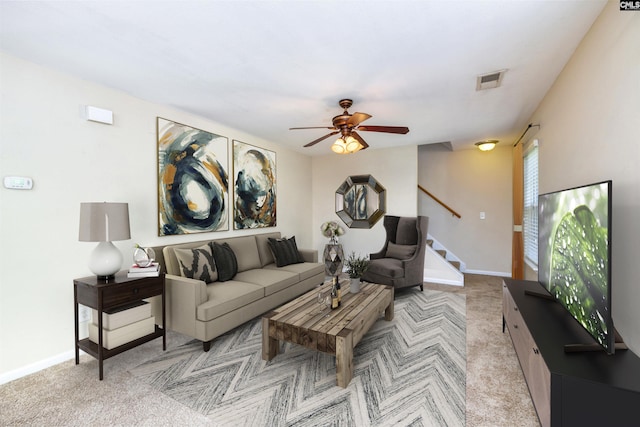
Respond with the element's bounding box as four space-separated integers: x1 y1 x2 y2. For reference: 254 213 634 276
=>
174 244 217 282
267 236 304 267
385 242 417 260
210 242 238 281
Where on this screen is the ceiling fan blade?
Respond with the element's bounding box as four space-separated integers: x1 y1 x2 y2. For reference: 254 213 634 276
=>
290 126 336 130
347 112 372 127
357 125 410 134
303 131 339 147
351 131 369 150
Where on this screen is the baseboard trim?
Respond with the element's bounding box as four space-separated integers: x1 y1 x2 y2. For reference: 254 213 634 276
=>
0 350 81 385
464 269 511 277
424 278 465 287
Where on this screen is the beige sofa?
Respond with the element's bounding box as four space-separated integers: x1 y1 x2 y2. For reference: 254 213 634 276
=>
151 232 324 351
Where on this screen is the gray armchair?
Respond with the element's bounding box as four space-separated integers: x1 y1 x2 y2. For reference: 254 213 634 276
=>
361 215 429 291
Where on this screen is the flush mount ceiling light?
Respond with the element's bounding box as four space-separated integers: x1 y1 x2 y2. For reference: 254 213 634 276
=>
475 140 499 151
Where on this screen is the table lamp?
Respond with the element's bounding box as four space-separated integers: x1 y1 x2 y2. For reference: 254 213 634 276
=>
79 202 131 279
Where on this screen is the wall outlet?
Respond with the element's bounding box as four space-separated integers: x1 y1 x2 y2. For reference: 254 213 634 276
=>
79 305 91 323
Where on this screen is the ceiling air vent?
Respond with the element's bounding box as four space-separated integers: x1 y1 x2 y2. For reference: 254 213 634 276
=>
476 69 506 91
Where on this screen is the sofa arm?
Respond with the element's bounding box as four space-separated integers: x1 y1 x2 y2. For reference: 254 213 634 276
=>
164 274 208 338
299 249 318 263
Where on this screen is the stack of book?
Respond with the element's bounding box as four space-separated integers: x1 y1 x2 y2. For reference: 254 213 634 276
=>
89 301 155 350
127 262 160 278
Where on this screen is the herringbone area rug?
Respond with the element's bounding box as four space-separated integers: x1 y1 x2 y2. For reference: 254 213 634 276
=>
130 289 466 426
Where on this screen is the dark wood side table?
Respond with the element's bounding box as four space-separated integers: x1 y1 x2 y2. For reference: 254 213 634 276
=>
74 271 166 380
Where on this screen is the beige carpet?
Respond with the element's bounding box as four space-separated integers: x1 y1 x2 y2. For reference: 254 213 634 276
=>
0 274 539 426
423 275 539 426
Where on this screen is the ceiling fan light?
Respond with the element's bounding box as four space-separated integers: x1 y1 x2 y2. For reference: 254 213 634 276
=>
345 136 360 153
350 143 364 153
294 99 409 151
475 140 498 151
332 138 347 154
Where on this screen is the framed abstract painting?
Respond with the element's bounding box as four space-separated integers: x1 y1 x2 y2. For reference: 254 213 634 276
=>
232 140 276 229
157 117 229 236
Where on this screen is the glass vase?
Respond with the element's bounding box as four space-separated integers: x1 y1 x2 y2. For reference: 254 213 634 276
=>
133 246 156 268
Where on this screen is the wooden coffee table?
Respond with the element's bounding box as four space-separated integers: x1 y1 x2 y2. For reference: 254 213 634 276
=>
262 281 394 388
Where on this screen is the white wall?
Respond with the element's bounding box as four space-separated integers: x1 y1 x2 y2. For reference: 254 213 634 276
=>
528 2 640 354
311 145 418 261
3 0 636 376
0 53 314 377
418 144 513 275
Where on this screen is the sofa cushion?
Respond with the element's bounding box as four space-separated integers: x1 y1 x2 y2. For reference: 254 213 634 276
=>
220 236 262 272
264 262 325 281
196 281 263 321
385 242 416 260
161 240 216 276
267 236 304 267
211 242 238 281
367 258 405 278
234 268 299 296
255 232 281 267
174 244 217 282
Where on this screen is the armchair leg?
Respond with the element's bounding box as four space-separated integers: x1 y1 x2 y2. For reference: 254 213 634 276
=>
203 340 212 352
420 284 423 292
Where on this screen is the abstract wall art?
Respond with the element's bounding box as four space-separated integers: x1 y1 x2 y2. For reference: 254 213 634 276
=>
157 117 229 236
233 140 276 229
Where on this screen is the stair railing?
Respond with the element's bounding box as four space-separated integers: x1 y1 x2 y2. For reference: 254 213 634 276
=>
418 185 462 219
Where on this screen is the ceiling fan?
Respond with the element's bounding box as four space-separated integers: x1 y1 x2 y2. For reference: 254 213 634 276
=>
290 99 409 153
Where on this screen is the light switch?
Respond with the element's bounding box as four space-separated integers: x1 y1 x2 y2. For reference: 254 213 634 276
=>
480 212 486 220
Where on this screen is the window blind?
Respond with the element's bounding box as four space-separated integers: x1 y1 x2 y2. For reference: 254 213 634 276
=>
523 143 539 266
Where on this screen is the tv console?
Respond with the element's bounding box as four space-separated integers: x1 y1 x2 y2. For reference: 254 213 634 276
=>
503 278 640 427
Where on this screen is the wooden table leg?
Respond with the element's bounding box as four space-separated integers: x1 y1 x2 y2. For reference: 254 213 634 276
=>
336 329 354 388
384 299 394 321
262 316 278 361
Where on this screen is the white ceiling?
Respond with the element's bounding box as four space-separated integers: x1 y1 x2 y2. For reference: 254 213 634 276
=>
0 0 607 155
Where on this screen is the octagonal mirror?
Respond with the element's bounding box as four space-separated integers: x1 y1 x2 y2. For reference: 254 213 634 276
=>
335 174 386 229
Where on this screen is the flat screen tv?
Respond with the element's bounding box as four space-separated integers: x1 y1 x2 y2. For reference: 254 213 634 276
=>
538 180 614 354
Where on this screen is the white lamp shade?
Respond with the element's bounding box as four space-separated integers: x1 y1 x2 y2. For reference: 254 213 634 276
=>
332 138 347 154
332 135 364 154
345 136 361 153
88 241 123 277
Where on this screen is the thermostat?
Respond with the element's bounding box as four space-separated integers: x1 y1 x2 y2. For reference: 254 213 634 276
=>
4 176 33 190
